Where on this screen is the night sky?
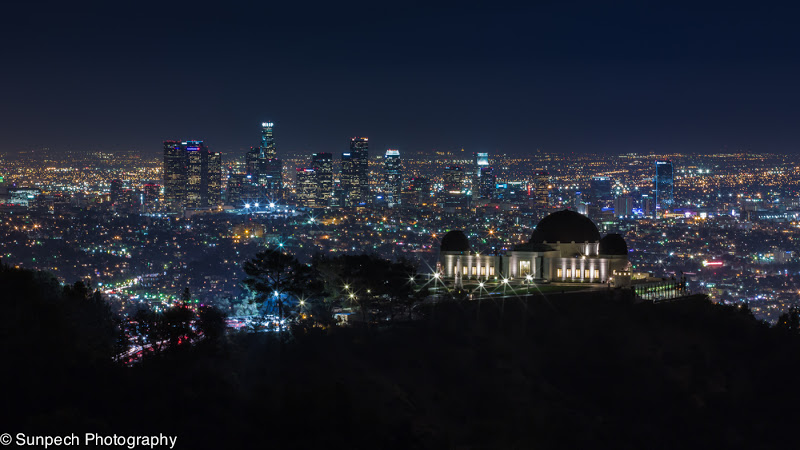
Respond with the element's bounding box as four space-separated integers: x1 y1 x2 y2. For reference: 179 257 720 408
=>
2 0 800 156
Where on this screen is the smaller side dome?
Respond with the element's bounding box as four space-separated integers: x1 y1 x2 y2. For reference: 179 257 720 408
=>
599 233 628 256
440 230 470 252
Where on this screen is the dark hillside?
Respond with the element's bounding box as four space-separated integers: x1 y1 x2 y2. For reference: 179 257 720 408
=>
2 266 797 449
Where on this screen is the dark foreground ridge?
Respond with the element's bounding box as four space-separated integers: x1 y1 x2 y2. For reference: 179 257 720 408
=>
3 266 800 449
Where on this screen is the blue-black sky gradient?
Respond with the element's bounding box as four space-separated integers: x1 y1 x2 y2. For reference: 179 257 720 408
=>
2 0 800 156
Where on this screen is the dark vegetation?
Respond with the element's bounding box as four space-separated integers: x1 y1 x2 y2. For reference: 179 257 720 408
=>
3 264 800 449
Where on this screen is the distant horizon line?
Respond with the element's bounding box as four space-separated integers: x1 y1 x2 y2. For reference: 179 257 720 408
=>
0 148 789 158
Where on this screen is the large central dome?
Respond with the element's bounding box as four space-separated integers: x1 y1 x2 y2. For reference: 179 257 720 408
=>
440 230 471 252
531 209 601 243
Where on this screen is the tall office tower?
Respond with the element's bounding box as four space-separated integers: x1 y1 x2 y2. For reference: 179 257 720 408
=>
296 168 317 207
479 166 496 200
473 152 489 200
246 147 261 178
383 149 402 207
110 179 123 204
312 152 333 206
185 142 208 208
533 170 550 210
614 196 633 218
261 122 276 159
590 176 613 203
262 158 283 199
341 151 356 206
350 137 369 205
245 122 282 200
163 140 221 210
208 152 222 206
443 165 469 212
332 182 346 208
226 174 245 207
654 160 674 212
475 152 489 167
164 141 186 210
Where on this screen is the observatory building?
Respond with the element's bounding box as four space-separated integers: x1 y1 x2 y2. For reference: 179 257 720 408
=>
439 209 629 283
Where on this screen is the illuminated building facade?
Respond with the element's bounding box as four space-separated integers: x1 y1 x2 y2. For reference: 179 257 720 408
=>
350 137 369 206
590 176 613 205
614 196 633 218
383 149 401 207
341 152 356 206
226 174 245 207
163 140 221 211
439 210 629 284
533 170 550 211
654 160 674 211
312 152 333 206
478 166 496 200
243 122 283 201
208 151 221 206
296 168 317 207
261 122 276 159
475 152 489 167
163 141 186 210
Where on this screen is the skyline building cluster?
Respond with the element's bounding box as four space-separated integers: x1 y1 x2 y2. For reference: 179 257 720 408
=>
244 122 283 200
158 121 677 223
163 140 221 211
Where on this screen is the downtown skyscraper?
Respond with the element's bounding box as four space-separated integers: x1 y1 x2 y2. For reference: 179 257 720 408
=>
261 121 276 159
383 149 401 207
342 137 369 207
533 170 550 212
312 152 333 207
163 140 222 211
245 122 283 200
296 168 317 207
654 160 674 212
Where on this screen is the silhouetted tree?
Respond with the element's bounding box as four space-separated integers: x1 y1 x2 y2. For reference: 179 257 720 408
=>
775 306 800 334
181 286 191 305
197 306 227 342
242 248 304 324
162 305 195 349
